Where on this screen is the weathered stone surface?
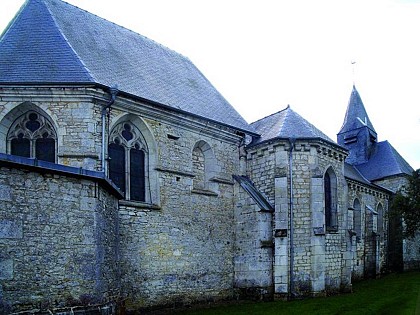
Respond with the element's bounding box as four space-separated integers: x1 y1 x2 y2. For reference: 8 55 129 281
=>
0 220 22 239
0 86 409 313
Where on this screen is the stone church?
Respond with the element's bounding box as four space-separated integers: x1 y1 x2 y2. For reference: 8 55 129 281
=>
0 0 416 313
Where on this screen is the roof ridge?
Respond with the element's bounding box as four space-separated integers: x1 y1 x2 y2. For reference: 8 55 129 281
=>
43 0 96 82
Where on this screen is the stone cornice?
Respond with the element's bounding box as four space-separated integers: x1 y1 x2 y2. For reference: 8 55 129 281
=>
246 139 348 162
0 86 245 144
112 96 243 144
312 142 347 161
346 178 390 199
0 86 100 103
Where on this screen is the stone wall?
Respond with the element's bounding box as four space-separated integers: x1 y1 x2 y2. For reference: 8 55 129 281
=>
234 183 273 299
0 165 120 313
245 139 351 297
374 175 420 271
111 105 243 309
346 181 389 280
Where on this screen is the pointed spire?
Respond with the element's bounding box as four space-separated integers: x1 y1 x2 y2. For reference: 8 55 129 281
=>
338 85 376 135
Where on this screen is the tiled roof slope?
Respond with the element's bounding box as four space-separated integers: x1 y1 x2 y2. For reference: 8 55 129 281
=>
0 0 93 82
338 85 376 135
355 141 413 181
344 162 371 185
0 0 254 134
250 105 334 145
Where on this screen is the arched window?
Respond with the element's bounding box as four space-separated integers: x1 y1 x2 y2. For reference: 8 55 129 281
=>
353 198 362 242
7 111 56 163
192 145 206 190
377 203 384 237
191 140 218 192
324 167 338 231
108 122 148 202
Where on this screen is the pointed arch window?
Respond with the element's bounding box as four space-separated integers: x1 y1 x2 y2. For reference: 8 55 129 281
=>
353 198 362 242
324 167 338 231
377 203 384 237
108 122 147 202
7 111 56 163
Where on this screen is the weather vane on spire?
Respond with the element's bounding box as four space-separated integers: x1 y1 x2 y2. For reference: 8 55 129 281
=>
351 60 356 86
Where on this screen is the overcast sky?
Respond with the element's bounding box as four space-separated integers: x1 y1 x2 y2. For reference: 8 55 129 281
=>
1 0 419 170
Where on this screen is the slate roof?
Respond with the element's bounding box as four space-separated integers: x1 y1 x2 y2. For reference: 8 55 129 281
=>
355 140 413 181
249 105 335 145
0 0 255 134
338 85 376 135
344 162 372 185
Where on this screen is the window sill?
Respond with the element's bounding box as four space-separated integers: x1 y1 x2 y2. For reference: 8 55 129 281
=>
119 199 161 210
326 228 339 234
191 188 218 196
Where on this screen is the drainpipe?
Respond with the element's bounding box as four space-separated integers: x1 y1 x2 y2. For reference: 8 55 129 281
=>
288 138 296 298
102 86 119 173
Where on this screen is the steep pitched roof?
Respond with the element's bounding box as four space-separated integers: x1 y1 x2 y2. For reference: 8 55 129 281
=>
0 0 255 134
338 85 376 135
355 141 413 181
249 105 334 145
344 162 372 185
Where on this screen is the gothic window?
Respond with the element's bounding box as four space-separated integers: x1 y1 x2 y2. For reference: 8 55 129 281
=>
353 199 362 242
7 111 56 163
377 203 384 237
108 122 147 202
324 167 338 231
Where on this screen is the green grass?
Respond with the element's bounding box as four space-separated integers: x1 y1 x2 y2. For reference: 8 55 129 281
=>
179 272 420 315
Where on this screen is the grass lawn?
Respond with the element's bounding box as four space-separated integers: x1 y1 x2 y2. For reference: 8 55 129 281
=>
179 271 420 315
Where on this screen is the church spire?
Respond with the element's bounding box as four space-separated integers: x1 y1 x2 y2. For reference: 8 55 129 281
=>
337 85 378 165
338 85 376 135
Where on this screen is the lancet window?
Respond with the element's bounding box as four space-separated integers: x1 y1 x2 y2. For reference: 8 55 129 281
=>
324 167 338 231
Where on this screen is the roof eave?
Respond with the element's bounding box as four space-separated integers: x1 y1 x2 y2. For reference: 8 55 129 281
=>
0 82 259 137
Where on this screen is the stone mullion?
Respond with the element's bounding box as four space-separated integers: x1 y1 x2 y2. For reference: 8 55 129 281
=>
125 147 130 200
30 138 36 159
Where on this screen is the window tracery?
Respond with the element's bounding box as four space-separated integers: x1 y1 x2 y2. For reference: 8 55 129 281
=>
7 111 56 162
108 122 148 202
